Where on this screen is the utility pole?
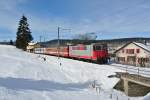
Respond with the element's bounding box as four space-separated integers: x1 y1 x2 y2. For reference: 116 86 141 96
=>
44 37 45 43
58 27 60 59
57 27 71 66
39 35 42 52
39 35 42 45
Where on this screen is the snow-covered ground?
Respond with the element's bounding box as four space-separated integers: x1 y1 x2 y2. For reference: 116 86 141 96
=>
0 45 149 100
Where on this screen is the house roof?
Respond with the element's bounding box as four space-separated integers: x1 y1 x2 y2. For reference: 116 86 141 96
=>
115 42 150 53
28 42 37 46
133 42 150 52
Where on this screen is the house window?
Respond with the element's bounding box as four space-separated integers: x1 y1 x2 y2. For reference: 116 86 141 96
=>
118 57 125 62
138 58 149 63
126 49 134 54
127 56 136 62
145 58 149 62
136 49 140 53
122 49 124 53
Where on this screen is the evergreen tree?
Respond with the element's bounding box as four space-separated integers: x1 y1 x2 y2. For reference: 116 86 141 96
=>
16 15 33 50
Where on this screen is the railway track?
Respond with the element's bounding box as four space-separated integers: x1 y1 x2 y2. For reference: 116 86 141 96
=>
110 64 150 77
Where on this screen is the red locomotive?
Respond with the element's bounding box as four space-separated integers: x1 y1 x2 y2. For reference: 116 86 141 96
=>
35 43 108 64
69 43 108 63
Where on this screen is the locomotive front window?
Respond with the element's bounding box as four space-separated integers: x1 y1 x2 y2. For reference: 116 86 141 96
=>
94 46 101 50
102 45 107 50
94 45 107 51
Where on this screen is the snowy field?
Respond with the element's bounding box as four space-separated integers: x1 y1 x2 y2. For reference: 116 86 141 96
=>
0 45 149 100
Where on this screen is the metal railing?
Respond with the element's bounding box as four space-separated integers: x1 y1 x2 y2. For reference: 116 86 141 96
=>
111 64 150 77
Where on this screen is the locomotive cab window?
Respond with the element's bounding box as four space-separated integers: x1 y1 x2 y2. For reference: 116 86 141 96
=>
94 46 101 50
103 45 107 50
94 44 107 51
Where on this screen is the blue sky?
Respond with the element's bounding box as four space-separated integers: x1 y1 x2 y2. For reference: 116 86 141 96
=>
0 0 150 42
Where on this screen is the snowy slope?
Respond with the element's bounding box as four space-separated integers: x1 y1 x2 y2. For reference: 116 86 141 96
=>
0 45 69 82
0 45 148 100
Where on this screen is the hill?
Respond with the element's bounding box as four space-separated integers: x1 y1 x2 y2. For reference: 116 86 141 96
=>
42 37 150 47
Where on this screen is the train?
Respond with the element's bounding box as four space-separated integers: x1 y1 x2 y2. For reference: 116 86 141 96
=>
34 43 108 64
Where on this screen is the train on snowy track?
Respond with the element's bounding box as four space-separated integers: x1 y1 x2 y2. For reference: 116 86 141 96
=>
34 43 108 64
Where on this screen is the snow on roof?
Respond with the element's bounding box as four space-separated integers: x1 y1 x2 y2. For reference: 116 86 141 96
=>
28 42 37 45
133 42 150 52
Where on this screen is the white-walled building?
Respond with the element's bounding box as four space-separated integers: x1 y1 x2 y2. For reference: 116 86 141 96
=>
115 42 150 67
26 42 40 53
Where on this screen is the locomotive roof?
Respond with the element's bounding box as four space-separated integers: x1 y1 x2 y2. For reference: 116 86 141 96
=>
91 43 107 45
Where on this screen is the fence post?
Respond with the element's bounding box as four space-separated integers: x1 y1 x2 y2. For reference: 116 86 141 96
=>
126 66 128 73
110 93 112 99
116 95 118 100
138 68 139 78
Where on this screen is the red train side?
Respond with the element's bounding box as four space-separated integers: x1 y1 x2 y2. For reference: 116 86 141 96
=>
34 43 108 64
45 47 69 57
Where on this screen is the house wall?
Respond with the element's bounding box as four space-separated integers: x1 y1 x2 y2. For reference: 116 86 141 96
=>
27 44 40 53
116 43 150 67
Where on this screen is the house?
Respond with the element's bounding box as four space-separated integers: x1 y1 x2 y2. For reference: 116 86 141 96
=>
26 42 40 53
115 42 150 67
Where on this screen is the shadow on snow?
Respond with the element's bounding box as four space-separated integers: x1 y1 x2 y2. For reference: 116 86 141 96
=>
0 77 90 92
